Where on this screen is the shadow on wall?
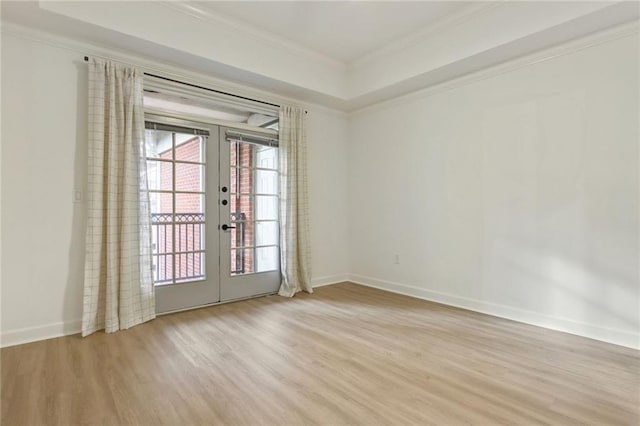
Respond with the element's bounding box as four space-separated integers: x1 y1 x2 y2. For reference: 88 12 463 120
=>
480 232 639 331
63 60 89 333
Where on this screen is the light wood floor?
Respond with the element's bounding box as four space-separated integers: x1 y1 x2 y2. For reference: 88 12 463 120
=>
2 283 639 425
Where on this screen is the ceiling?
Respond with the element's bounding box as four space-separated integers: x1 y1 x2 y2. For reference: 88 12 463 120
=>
190 1 476 64
2 1 637 110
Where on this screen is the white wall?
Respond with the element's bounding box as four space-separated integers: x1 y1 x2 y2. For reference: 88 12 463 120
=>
307 108 350 286
0 32 350 346
1 33 88 344
348 33 639 349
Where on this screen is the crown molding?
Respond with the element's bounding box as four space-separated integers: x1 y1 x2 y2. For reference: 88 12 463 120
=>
166 1 503 73
0 22 297 105
160 1 346 71
1 20 349 117
349 19 639 116
350 1 503 69
3 13 636 116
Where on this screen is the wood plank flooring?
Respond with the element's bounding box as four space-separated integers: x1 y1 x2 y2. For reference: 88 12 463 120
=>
2 283 639 425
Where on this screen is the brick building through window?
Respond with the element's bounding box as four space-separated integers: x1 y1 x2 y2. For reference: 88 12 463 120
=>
146 128 277 285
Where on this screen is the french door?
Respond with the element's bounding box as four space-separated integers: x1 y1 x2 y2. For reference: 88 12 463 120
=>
144 115 280 313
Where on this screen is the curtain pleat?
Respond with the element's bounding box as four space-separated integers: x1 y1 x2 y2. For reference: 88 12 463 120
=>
278 106 312 297
82 58 155 336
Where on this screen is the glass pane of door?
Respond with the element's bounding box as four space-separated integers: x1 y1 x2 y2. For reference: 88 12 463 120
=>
146 130 206 285
144 116 220 314
228 139 279 276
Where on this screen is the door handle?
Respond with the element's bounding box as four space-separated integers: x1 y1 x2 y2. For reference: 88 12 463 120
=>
221 224 236 231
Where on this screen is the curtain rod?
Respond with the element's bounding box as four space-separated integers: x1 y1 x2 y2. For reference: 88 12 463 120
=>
83 55 284 110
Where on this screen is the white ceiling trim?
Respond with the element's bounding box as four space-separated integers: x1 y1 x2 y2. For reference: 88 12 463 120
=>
162 0 501 68
0 21 334 112
350 20 639 116
161 1 345 70
346 1 634 100
4 17 637 114
350 1 501 69
2 19 353 113
3 2 637 113
35 0 348 100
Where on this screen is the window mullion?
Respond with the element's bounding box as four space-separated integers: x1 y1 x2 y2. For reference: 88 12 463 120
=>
172 132 177 284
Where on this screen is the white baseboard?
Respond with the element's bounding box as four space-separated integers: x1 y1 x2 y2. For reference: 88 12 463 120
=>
311 274 350 288
349 274 640 350
1 320 81 348
4 275 636 350
1 274 348 348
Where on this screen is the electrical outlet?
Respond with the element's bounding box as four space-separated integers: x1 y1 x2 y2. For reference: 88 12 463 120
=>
73 190 83 203
394 254 400 264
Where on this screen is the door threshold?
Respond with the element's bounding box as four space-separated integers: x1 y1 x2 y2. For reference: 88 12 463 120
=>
156 291 278 316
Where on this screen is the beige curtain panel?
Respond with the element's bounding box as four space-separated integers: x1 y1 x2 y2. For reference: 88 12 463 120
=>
278 106 313 297
82 58 156 336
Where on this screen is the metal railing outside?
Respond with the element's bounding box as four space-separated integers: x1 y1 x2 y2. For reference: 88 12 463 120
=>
151 212 205 284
